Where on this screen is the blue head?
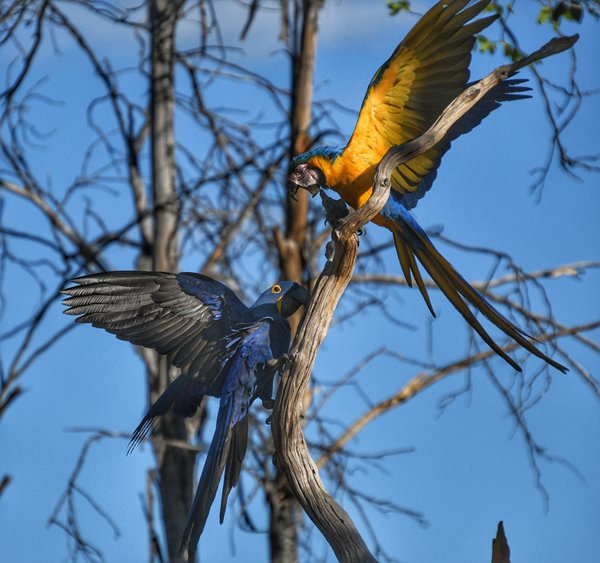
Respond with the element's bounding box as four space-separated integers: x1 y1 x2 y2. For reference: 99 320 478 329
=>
251 282 310 318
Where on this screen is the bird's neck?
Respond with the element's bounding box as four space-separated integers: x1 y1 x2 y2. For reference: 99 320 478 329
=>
313 151 377 210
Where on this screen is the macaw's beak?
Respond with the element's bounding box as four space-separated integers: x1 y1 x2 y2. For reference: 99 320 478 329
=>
279 283 310 317
287 164 322 200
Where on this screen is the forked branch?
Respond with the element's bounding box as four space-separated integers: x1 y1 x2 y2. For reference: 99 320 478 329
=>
271 34 578 562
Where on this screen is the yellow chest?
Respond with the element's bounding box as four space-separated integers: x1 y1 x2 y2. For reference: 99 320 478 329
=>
313 153 378 210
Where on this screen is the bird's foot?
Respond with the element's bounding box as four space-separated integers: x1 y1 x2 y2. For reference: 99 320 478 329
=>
266 352 295 375
279 352 296 373
325 239 336 261
320 190 350 230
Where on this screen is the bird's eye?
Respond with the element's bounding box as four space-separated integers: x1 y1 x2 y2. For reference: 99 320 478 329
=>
272 284 282 294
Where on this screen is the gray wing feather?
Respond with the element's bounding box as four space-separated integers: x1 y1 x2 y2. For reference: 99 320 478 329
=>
62 271 254 395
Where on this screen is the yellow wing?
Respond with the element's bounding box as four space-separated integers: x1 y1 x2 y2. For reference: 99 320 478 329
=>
343 0 497 197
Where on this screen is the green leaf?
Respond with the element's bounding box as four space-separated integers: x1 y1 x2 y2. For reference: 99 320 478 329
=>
484 2 503 14
539 1 585 28
538 5 552 24
567 3 583 22
387 0 410 15
477 35 497 54
500 41 525 62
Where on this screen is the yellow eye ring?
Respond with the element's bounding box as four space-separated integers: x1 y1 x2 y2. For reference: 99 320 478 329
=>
272 284 282 294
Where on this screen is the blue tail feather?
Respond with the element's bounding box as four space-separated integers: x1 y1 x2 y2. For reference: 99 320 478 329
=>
180 396 234 561
382 200 567 373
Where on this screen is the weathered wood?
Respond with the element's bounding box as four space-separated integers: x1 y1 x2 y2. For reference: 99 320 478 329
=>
491 521 511 563
146 3 192 563
271 34 578 562
270 2 325 562
272 209 374 563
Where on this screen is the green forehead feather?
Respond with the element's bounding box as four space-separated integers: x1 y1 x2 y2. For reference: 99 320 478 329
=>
290 145 343 169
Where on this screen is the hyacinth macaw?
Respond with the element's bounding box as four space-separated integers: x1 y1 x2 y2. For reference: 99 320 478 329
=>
288 0 567 373
62 271 309 559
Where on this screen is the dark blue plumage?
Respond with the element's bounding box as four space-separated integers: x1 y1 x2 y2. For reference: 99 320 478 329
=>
62 272 309 560
180 323 274 556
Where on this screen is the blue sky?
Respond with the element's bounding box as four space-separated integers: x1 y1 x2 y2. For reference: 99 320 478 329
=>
1 1 599 562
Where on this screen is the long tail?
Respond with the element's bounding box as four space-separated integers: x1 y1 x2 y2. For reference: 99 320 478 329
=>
219 415 249 523
385 204 567 373
179 343 258 560
180 398 234 561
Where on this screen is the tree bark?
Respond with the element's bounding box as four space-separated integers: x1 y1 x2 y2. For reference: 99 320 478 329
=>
272 190 388 563
146 2 194 562
269 2 323 562
491 521 511 563
278 0 323 285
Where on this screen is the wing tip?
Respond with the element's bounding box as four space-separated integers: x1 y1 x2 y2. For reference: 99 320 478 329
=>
127 417 157 455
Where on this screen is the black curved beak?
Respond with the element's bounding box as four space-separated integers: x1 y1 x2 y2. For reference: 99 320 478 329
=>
287 180 320 200
280 284 310 317
289 284 310 307
287 180 300 201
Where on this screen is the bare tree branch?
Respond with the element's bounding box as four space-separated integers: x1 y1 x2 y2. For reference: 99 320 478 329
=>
272 33 580 561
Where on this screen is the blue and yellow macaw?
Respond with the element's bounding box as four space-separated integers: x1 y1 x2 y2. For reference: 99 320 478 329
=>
62 271 309 559
288 0 566 373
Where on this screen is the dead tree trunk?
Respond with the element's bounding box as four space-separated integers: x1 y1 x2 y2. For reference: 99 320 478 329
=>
270 2 323 562
142 2 195 562
277 0 322 284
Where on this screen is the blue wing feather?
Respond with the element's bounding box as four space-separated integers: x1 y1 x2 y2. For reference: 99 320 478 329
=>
63 273 307 554
175 272 250 322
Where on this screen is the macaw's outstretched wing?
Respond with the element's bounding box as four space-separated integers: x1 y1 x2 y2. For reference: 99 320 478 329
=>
397 78 531 209
343 0 501 198
62 271 254 397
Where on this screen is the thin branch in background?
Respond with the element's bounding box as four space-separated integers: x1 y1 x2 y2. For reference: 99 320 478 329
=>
0 1 50 121
494 9 600 196
485 362 586 510
140 469 165 563
47 431 128 563
0 474 12 500
317 321 600 472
